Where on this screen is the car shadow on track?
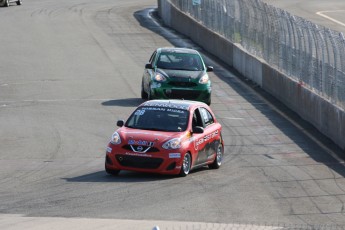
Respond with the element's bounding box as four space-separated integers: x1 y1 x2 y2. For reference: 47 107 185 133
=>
102 98 144 107
63 167 210 183
63 170 179 183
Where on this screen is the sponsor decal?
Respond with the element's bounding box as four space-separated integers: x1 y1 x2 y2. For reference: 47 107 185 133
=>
134 107 186 116
142 107 166 112
125 152 152 157
144 102 189 110
166 108 185 114
169 153 181 159
106 147 112 153
194 130 219 149
128 139 154 146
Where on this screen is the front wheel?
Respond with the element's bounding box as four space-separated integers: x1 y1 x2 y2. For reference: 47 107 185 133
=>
141 82 148 99
5 0 10 7
16 0 22 5
209 143 223 169
205 96 211 105
147 85 153 100
179 152 191 177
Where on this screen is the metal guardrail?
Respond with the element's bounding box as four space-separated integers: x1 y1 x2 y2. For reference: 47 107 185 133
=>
170 0 345 110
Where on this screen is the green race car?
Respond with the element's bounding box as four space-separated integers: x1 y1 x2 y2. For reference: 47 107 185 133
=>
141 47 213 105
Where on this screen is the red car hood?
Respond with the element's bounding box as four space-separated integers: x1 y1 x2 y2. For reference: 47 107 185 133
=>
118 127 187 146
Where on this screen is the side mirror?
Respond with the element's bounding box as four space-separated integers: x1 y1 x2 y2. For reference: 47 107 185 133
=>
206 66 213 72
117 120 124 127
145 63 153 69
192 126 204 134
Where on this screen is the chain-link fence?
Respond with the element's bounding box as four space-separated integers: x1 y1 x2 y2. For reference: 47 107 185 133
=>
169 0 345 110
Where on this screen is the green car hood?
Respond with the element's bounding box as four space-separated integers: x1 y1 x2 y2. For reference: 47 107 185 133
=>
157 69 204 82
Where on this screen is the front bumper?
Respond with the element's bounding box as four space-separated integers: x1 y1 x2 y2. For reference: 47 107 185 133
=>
105 143 184 175
150 82 211 104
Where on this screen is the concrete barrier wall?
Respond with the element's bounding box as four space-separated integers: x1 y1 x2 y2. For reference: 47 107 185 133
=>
262 64 345 150
158 0 345 150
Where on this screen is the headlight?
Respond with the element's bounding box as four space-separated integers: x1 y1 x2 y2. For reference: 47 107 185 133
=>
110 132 121 145
199 74 209 84
154 73 167 82
162 138 181 149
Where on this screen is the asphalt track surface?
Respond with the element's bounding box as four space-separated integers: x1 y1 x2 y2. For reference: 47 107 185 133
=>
0 0 345 229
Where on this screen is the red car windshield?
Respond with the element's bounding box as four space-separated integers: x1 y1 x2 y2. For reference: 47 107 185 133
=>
125 106 189 132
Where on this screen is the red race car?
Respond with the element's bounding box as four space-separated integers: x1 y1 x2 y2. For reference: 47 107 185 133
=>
105 100 224 177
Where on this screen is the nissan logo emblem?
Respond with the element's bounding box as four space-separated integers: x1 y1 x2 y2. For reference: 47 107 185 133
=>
137 146 144 151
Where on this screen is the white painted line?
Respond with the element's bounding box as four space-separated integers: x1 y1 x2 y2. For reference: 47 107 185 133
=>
316 10 345 27
220 117 244 120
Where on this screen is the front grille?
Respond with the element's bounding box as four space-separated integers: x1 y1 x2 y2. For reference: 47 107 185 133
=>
164 89 201 100
168 82 197 87
122 145 160 153
116 155 163 169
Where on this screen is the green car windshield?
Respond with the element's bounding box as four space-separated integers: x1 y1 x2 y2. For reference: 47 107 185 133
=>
125 106 189 132
156 52 204 71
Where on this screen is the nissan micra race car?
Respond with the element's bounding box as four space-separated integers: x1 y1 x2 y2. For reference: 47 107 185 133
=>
141 47 213 105
105 100 224 177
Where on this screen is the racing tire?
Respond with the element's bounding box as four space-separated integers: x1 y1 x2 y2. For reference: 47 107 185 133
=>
209 143 223 169
147 86 153 100
141 82 148 99
206 96 211 106
5 0 10 7
16 0 22 5
179 152 191 177
105 167 120 176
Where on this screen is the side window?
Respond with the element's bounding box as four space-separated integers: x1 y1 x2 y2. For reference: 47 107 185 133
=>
199 107 214 127
192 109 204 128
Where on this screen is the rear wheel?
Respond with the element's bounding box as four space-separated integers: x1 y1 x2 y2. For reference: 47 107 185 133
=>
105 166 120 176
16 0 22 5
209 143 223 169
179 152 191 177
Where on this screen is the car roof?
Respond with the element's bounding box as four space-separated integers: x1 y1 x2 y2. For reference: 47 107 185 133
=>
140 100 206 110
158 47 200 55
